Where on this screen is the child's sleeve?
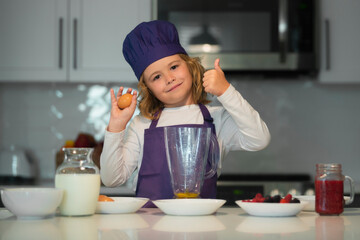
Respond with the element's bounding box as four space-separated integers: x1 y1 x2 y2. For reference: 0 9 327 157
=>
216 84 271 153
100 121 140 187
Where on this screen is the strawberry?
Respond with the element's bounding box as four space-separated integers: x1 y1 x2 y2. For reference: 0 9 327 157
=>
284 194 292 202
279 194 292 203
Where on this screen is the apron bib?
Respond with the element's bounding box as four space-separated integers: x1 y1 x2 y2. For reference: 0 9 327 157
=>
136 104 219 207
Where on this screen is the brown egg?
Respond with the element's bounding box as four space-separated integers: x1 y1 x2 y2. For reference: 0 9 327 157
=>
117 93 133 109
98 195 114 202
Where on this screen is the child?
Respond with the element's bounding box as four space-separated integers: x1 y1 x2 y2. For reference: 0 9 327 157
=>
100 20 270 206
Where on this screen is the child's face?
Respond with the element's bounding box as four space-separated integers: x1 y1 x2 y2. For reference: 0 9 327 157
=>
143 54 194 108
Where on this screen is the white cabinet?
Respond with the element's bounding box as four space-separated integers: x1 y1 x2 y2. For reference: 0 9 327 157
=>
0 0 67 81
69 0 151 82
318 0 360 83
0 0 151 82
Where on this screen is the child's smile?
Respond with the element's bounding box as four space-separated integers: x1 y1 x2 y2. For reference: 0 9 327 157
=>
166 82 182 92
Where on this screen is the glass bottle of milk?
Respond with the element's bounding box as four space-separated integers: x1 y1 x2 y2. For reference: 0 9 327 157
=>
55 148 100 216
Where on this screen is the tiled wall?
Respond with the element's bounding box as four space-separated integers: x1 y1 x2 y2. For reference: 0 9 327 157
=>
1 79 360 188
0 82 138 179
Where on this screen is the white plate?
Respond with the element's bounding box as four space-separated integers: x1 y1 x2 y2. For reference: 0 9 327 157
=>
236 200 307 217
96 197 148 214
152 199 226 216
293 195 351 211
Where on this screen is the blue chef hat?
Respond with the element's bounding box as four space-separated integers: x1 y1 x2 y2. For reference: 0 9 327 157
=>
122 20 187 80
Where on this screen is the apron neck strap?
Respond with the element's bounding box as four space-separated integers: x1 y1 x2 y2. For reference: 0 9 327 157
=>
198 103 214 124
150 110 162 129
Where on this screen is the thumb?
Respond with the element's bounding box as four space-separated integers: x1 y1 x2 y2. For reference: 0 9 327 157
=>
214 58 222 72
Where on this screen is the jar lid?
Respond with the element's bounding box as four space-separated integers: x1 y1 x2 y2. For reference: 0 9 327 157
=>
316 163 342 171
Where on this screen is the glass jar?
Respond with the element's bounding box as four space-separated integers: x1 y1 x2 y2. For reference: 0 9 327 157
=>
315 163 354 215
55 148 100 216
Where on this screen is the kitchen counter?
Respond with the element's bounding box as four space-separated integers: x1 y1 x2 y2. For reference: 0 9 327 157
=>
0 207 359 239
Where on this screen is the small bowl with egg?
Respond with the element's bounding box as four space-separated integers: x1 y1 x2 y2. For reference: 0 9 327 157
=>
1 187 63 219
96 195 149 214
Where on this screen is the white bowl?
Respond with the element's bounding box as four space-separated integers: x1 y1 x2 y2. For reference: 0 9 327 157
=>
293 195 351 211
152 199 226 216
96 197 149 214
236 200 307 217
1 188 63 219
293 195 316 211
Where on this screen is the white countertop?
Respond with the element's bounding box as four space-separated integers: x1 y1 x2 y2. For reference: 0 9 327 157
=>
0 207 359 240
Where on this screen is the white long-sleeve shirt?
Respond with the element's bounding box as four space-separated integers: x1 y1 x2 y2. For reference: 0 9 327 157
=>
100 84 271 190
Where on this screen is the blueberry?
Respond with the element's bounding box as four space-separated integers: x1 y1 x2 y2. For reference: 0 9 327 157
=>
264 196 273 203
272 195 281 203
290 198 300 203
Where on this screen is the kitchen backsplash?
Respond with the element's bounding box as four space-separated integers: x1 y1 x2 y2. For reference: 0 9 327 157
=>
1 79 360 188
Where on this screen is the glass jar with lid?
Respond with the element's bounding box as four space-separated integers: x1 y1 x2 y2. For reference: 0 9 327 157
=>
315 163 354 215
55 148 100 216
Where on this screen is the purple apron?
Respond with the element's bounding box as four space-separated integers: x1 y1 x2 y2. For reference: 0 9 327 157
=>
136 104 219 207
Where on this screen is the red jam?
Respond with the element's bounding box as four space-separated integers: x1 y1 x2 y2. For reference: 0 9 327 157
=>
315 180 344 215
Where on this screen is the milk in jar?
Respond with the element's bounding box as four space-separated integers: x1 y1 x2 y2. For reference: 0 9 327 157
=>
55 148 100 216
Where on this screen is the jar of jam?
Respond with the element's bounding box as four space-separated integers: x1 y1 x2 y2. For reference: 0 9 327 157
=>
315 163 355 215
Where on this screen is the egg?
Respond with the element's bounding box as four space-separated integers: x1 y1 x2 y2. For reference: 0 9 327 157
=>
175 192 199 198
98 195 114 202
117 93 133 109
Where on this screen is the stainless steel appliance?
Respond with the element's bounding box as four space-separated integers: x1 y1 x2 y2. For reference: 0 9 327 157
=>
0 146 36 185
153 0 318 74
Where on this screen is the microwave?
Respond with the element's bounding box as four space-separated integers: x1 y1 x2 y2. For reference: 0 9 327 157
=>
153 0 318 74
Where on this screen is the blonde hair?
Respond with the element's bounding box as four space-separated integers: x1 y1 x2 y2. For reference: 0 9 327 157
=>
137 54 210 119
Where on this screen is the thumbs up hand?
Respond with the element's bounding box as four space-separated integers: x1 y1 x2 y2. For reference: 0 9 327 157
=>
202 58 230 96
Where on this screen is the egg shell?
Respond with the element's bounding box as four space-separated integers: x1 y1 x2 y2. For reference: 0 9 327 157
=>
117 93 133 109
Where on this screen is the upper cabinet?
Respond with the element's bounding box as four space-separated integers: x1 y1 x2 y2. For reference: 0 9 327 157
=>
0 0 151 83
0 0 67 81
318 0 360 83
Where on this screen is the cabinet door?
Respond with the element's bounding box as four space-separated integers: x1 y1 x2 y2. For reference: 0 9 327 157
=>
318 0 360 83
0 0 67 82
69 0 151 83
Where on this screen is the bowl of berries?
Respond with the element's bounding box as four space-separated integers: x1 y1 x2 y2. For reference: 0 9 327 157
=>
236 193 307 217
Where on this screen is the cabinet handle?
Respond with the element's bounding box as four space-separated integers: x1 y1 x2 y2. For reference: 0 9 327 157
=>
59 18 63 69
73 18 78 69
325 19 331 70
278 0 288 63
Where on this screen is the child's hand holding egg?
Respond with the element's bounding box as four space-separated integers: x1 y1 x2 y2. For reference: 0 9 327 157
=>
108 88 137 133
